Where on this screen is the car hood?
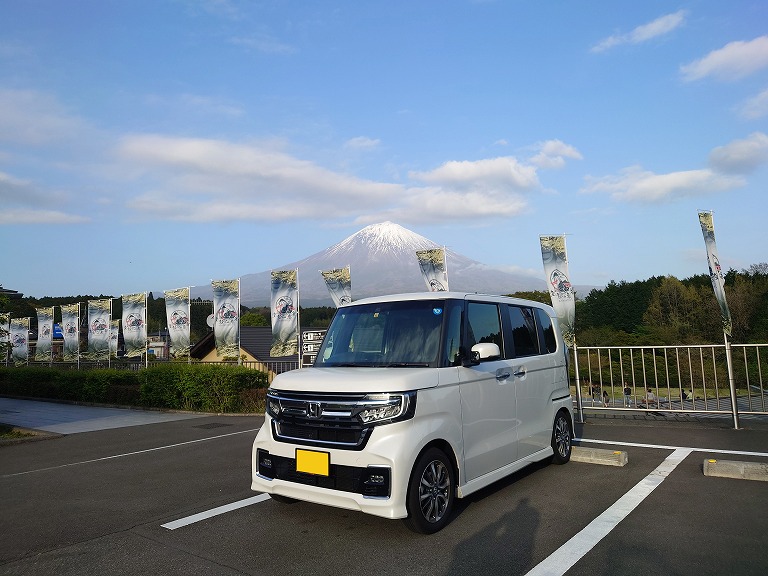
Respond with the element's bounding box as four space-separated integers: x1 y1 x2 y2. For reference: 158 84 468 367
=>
269 366 442 394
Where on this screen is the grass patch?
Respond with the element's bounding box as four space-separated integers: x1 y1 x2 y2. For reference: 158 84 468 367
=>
0 423 36 439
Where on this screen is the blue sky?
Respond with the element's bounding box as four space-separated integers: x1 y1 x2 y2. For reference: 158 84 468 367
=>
1 1 767 299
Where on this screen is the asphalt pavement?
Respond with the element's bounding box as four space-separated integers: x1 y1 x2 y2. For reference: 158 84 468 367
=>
0 397 205 434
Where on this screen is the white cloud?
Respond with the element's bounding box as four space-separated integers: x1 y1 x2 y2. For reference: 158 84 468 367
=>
592 10 686 53
344 136 380 150
528 139 583 169
0 89 85 145
0 209 89 225
681 35 768 82
709 132 768 174
0 170 89 224
581 165 744 202
145 93 244 117
737 88 768 119
118 134 399 221
117 136 551 224
409 157 539 190
355 186 530 225
230 34 296 55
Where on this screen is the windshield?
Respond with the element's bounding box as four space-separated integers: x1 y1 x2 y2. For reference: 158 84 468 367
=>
315 300 448 367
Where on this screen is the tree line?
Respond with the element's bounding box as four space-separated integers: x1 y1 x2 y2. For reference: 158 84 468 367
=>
3 262 767 349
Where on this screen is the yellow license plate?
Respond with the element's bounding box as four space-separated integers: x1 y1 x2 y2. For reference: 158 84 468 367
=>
296 449 330 476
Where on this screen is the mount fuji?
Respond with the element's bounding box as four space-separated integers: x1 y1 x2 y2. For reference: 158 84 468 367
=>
228 222 547 307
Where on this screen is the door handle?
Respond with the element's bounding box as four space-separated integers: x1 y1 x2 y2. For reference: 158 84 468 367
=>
496 371 511 380
513 368 526 378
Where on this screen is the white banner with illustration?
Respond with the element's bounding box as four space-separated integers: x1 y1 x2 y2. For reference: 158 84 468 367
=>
698 211 732 337
0 312 9 361
321 267 352 307
540 235 576 347
35 307 54 361
270 270 299 357
212 279 240 358
87 299 111 360
61 303 80 362
164 287 191 358
122 293 147 358
416 248 449 291
11 317 30 365
109 319 120 358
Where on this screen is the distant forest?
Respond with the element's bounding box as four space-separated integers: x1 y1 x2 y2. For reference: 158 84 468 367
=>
513 262 768 346
3 262 767 347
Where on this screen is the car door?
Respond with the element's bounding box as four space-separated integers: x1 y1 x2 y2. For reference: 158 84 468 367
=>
506 305 551 459
459 300 518 482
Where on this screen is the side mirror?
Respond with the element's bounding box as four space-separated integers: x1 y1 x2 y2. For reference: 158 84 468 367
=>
469 342 501 363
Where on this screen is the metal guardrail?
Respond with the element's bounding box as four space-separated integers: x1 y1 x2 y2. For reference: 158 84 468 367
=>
572 344 768 426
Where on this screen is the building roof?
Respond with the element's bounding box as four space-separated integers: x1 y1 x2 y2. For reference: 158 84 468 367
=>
190 326 299 364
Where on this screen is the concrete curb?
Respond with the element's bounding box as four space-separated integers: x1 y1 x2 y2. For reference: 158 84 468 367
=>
703 459 768 482
572 446 628 467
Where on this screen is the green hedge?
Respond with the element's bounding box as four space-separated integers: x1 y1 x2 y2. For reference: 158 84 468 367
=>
0 364 269 413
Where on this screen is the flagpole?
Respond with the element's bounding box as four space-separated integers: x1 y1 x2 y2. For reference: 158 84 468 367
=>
145 292 149 369
188 286 192 365
108 299 112 369
238 278 242 365
296 268 301 369
77 302 81 370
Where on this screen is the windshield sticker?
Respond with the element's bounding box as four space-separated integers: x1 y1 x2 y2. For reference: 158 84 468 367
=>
433 308 443 316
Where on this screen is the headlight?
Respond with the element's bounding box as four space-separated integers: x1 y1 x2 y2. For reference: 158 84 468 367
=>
266 389 281 418
355 392 416 425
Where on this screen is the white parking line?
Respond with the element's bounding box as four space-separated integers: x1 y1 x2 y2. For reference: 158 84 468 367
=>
159 438 768 536
576 437 768 458
1 428 262 478
524 447 693 576
162 494 271 530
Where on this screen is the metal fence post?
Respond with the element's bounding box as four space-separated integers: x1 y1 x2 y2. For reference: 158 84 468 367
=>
573 345 584 423
725 333 740 430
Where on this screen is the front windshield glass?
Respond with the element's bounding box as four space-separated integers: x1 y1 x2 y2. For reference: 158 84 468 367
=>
315 300 447 367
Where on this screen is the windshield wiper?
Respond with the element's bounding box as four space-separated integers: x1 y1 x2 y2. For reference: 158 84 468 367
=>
379 362 430 368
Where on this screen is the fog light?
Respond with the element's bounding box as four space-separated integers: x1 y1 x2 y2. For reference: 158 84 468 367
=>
258 449 275 479
361 467 391 497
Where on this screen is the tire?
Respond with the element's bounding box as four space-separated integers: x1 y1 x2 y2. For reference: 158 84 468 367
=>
269 494 299 504
403 447 455 534
551 411 573 464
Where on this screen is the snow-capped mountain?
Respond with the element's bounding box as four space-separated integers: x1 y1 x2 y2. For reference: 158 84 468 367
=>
227 222 547 307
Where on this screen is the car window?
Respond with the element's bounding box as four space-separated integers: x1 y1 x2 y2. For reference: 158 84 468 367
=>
536 308 558 353
507 305 539 357
466 302 503 359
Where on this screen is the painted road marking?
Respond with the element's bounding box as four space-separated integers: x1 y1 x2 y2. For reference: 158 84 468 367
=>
524 448 692 576
1 428 261 478
159 439 768 532
162 494 272 530
576 437 768 458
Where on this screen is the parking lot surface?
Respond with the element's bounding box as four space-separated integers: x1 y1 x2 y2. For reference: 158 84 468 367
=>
1 400 767 576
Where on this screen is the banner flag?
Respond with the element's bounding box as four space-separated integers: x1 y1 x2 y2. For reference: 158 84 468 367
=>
698 211 733 337
61 303 80 362
87 299 111 360
109 319 120 358
35 307 54 361
416 248 449 291
11 317 30 365
320 267 352 307
212 279 240 358
270 270 299 357
122 293 147 358
0 312 9 362
164 287 191 358
540 235 576 347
